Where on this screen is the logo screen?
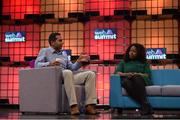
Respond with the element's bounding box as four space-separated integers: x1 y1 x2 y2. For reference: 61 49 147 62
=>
94 28 117 40
5 32 25 42
146 48 166 60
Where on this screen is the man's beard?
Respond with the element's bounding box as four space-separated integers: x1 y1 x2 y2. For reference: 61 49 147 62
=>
54 45 62 51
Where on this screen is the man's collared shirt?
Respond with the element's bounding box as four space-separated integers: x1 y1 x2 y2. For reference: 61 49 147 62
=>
35 47 81 71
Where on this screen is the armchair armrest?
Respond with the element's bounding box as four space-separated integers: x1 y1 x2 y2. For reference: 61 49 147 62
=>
110 74 123 107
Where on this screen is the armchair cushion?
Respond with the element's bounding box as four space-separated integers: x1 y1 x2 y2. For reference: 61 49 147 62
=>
162 85 180 96
146 86 162 96
122 85 161 96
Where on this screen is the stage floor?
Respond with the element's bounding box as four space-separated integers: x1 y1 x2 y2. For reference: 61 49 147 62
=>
1 108 180 119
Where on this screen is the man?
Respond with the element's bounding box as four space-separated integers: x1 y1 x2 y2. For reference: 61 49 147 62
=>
35 32 98 115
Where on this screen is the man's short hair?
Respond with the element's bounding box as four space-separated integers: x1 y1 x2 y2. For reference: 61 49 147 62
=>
48 32 60 45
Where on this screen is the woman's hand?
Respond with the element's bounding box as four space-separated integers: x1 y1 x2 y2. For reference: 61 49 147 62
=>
117 72 134 77
134 72 149 77
125 73 134 78
117 72 149 78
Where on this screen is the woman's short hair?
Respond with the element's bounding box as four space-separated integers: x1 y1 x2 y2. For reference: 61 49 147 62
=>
48 32 60 45
124 43 146 63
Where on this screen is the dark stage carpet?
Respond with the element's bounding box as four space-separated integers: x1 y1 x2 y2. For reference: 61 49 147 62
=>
0 107 180 119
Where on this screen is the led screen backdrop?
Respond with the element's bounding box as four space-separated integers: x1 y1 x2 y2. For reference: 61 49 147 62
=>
0 0 179 105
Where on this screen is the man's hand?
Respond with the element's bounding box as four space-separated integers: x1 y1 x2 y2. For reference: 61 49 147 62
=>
48 60 60 66
49 58 64 66
77 52 90 63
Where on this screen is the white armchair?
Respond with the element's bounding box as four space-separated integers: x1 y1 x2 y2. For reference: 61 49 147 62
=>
19 66 85 114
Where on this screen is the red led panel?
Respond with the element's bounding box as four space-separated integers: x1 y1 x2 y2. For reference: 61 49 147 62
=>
2 0 40 19
85 0 131 16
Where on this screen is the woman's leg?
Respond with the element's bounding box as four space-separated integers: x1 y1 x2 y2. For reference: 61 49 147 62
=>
131 75 153 115
122 75 153 115
131 75 147 104
121 77 142 104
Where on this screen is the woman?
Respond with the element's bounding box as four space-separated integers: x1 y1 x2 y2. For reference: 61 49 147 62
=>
114 43 153 115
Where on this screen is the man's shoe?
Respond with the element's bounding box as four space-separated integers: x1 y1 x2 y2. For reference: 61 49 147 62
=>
70 105 80 115
85 104 99 115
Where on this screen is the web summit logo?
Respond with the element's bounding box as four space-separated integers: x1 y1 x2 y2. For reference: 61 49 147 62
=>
146 48 166 60
94 28 117 40
5 32 25 42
